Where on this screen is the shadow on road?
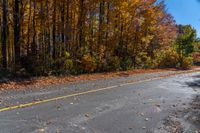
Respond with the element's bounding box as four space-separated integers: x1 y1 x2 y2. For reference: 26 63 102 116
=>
183 95 200 130
185 74 200 90
184 75 200 130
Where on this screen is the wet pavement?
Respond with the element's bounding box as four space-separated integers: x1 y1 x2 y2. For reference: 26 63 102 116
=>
0 71 200 133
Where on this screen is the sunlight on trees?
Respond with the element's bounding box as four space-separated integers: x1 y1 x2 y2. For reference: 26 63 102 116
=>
0 0 199 76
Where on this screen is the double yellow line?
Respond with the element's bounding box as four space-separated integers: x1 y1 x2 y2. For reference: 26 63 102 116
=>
0 70 199 112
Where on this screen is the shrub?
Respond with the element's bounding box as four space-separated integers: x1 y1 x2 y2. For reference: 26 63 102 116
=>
143 57 157 69
52 51 74 75
135 52 157 69
107 56 121 71
181 56 193 69
20 55 44 76
121 57 132 70
192 52 200 66
52 57 73 75
156 48 179 68
0 69 14 80
64 59 73 70
81 53 97 72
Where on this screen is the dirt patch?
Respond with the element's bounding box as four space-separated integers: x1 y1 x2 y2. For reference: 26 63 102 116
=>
161 111 184 133
158 94 200 133
185 95 200 129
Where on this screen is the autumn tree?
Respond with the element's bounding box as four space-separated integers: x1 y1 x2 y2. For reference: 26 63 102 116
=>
175 25 198 67
0 0 193 75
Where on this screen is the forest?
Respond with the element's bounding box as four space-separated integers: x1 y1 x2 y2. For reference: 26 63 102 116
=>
0 0 200 76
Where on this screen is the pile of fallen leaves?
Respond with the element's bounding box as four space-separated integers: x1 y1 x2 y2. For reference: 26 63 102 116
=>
0 68 193 90
163 116 183 133
182 95 200 132
190 95 200 125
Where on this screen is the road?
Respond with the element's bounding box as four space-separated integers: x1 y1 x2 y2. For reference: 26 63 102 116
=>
0 70 200 133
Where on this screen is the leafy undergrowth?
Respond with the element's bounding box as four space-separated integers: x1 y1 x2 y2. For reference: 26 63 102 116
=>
0 68 196 90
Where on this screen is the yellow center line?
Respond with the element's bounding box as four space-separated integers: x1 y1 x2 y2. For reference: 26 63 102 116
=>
0 70 199 112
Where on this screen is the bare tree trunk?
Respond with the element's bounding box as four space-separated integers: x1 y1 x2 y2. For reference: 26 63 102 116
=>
27 0 32 55
13 0 21 68
66 0 70 51
31 0 37 55
105 2 110 46
61 0 65 53
77 0 85 49
52 0 56 60
1 0 8 68
99 0 105 45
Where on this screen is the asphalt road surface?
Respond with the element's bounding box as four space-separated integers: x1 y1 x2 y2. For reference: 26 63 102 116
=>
0 71 200 133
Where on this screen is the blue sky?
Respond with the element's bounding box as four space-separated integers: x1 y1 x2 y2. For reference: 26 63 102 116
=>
164 0 200 37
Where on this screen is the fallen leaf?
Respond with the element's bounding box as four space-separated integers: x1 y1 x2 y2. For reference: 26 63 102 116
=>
156 107 162 112
129 126 134 130
172 104 177 107
140 113 145 116
155 104 161 107
57 106 61 110
56 129 60 133
85 113 90 118
38 128 45 132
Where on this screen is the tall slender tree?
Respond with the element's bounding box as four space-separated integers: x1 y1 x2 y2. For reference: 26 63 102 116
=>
1 0 8 68
13 0 21 68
